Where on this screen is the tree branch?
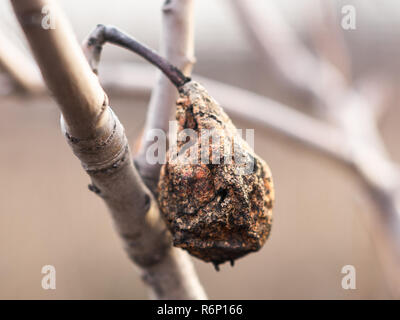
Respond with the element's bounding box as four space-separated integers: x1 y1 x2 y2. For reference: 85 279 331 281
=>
11 0 206 300
0 29 43 93
83 24 189 88
99 63 352 163
230 0 347 115
308 0 352 83
135 0 196 192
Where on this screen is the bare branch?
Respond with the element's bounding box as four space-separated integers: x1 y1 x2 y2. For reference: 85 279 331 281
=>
11 0 106 138
0 29 43 93
11 0 206 300
135 0 196 192
308 0 352 83
230 0 347 115
83 24 189 88
99 63 352 163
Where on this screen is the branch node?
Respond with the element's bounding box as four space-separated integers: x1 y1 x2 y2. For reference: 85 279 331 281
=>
88 183 101 195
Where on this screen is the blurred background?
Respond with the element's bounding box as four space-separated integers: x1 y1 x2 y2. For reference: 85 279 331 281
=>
0 0 399 299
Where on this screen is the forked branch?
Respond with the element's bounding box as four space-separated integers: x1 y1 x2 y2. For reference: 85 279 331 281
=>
82 0 196 193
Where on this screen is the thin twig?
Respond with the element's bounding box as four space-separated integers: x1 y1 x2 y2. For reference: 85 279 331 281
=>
83 24 189 88
307 0 352 84
0 29 43 93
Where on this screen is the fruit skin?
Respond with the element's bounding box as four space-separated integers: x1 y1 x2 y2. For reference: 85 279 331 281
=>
158 81 274 269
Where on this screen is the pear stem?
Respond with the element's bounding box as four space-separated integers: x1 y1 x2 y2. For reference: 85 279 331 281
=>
84 25 190 88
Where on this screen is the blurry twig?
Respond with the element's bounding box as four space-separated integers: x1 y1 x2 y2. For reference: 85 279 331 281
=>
0 30 42 94
231 0 400 296
98 63 350 162
230 0 347 114
308 0 352 83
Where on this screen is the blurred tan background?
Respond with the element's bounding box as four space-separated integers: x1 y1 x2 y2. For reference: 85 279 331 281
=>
1 0 400 299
